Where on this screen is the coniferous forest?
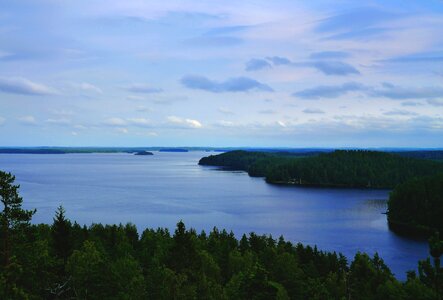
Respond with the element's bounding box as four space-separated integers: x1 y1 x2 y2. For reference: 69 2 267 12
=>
199 150 443 188
1 170 443 299
388 174 443 236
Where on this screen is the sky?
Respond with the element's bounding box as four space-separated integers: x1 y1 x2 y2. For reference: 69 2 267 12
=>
0 0 443 148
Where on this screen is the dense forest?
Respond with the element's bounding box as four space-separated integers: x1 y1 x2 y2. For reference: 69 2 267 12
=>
199 150 443 188
1 171 443 299
394 151 443 162
198 150 310 177
388 174 443 237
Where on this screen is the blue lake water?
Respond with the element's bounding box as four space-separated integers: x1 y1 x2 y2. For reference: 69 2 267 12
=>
0 152 429 279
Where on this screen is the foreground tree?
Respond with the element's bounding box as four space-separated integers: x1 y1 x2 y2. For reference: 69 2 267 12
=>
0 171 35 298
52 205 72 266
419 233 443 300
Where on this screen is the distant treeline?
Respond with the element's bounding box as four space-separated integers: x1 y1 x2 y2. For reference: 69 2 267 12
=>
388 173 443 237
0 149 66 154
199 150 443 189
395 151 443 161
0 148 187 154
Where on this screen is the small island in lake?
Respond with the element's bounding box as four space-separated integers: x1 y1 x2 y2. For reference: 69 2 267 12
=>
134 151 154 156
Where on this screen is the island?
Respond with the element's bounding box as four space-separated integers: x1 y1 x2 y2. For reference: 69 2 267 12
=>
199 150 443 189
134 151 154 156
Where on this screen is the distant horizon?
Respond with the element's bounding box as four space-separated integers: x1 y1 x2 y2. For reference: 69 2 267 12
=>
1 145 443 150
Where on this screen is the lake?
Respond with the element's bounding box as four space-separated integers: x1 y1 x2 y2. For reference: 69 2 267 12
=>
0 151 429 279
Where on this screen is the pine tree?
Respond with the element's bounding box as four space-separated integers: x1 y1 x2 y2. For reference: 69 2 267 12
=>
0 171 35 267
0 171 35 298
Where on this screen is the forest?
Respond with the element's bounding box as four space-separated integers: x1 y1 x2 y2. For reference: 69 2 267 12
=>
199 150 443 188
388 173 443 237
1 171 443 299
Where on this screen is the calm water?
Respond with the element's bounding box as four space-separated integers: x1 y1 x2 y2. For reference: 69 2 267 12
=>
0 152 428 279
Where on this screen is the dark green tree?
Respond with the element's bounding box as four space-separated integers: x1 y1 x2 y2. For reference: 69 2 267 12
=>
419 232 443 299
67 240 109 299
0 171 35 266
51 205 72 265
169 220 199 273
348 252 397 300
0 171 35 298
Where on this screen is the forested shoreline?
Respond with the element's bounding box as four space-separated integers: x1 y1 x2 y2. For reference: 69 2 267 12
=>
199 150 443 189
200 150 443 239
388 174 443 237
1 170 443 299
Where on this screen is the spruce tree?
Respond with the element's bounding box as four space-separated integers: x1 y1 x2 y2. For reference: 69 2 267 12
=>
52 205 72 265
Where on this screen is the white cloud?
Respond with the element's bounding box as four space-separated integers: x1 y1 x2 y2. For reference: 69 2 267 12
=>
46 118 71 125
142 131 158 137
401 101 422 107
277 121 286 127
103 117 126 126
383 109 418 116
218 107 235 115
102 117 157 129
74 124 87 130
213 114 443 139
116 128 129 134
71 82 103 94
103 117 155 128
303 108 325 114
0 77 56 96
124 83 162 94
0 117 5 125
127 95 146 101
427 99 443 107
167 116 202 128
216 120 235 127
258 109 277 114
50 109 75 117
127 117 152 127
186 119 203 128
135 106 154 113
18 115 37 125
0 51 12 59
167 116 182 123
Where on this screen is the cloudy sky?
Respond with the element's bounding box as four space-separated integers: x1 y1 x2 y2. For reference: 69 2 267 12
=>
1 0 443 147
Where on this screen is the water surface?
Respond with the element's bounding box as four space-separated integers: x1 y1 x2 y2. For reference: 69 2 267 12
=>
0 152 428 279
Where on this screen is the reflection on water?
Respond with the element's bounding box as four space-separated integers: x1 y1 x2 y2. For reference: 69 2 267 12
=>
0 152 429 279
